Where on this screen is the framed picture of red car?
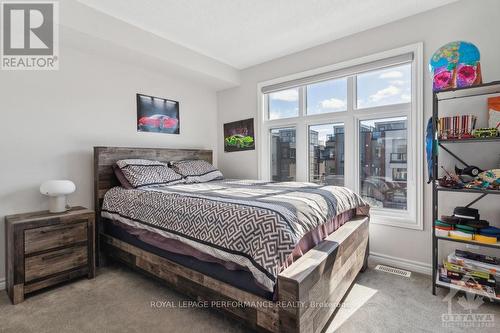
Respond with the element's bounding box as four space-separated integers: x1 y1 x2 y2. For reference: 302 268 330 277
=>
224 118 255 152
136 93 180 134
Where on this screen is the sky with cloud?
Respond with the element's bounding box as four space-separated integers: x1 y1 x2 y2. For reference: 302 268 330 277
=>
268 64 411 120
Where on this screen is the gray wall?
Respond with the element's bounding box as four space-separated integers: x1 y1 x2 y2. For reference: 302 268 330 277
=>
0 45 218 283
217 0 500 270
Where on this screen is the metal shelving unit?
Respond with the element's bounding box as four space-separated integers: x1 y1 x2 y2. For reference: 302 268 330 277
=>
431 81 500 296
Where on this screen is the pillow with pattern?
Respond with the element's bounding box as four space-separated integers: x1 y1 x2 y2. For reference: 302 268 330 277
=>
116 159 184 188
170 160 223 183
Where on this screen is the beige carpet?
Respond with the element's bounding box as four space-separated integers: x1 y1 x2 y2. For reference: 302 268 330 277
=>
1 260 499 333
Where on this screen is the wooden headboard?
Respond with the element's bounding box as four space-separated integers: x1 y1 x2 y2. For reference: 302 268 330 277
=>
93 146 212 217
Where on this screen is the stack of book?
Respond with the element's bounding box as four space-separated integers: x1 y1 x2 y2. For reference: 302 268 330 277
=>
438 114 477 139
438 249 500 298
434 218 500 245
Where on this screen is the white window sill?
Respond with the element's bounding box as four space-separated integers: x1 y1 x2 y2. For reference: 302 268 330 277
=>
369 209 423 230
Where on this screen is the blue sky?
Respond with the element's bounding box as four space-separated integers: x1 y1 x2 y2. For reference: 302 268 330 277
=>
268 64 411 120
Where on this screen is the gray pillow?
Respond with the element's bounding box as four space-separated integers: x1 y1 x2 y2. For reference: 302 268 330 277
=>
116 159 184 188
170 160 223 184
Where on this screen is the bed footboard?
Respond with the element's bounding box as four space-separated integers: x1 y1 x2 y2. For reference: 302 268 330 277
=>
278 216 369 333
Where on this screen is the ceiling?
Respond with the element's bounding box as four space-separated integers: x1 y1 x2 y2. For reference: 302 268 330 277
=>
77 0 458 69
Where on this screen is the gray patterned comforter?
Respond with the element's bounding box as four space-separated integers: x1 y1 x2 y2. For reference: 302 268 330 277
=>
101 179 369 292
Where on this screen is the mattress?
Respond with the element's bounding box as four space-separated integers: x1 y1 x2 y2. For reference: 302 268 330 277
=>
101 179 369 292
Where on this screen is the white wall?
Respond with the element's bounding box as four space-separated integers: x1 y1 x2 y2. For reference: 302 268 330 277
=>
0 45 218 281
217 0 500 272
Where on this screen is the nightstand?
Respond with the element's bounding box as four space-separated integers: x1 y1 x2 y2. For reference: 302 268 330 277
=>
5 206 95 304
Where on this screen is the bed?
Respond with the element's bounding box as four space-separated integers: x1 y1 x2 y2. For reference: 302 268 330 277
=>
94 146 370 333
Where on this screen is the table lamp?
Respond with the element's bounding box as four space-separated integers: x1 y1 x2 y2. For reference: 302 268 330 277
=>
40 180 76 213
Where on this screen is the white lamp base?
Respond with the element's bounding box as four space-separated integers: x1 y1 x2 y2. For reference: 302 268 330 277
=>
48 196 68 213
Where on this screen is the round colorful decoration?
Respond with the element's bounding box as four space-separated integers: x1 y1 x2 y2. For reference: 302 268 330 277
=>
429 41 482 91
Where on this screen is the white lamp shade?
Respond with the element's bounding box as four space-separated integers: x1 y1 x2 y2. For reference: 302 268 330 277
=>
40 180 76 196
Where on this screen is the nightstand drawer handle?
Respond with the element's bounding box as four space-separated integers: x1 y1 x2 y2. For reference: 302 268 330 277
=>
40 225 76 234
42 250 73 261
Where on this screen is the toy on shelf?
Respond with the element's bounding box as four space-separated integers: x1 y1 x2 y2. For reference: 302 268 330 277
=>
472 127 499 138
464 169 500 191
438 114 477 139
426 118 434 183
455 165 481 183
438 165 500 191
479 169 500 183
438 166 463 189
429 41 482 92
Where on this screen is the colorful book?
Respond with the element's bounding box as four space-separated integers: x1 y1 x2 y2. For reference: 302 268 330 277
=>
448 253 500 278
439 266 497 296
443 261 492 280
456 249 500 266
445 268 496 288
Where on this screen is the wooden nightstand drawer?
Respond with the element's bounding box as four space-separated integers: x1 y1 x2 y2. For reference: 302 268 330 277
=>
5 207 95 304
25 245 88 282
24 221 88 254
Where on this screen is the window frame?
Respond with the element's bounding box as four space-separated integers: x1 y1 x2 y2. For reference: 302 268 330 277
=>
257 43 423 229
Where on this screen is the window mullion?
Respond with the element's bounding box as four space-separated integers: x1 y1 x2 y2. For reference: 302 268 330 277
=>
299 86 306 117
348 76 356 111
345 76 356 192
296 119 308 182
297 87 308 182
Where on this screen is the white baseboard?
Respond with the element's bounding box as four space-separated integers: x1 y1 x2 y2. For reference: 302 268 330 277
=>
0 278 5 291
369 252 432 276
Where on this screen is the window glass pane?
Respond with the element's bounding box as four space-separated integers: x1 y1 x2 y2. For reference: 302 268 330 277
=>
309 123 344 186
359 117 407 210
268 88 299 120
357 64 411 109
271 128 296 181
306 78 347 115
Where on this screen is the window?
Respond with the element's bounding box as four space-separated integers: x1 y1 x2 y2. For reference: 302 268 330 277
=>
306 78 347 115
309 123 345 186
268 88 299 120
359 117 407 210
271 128 296 181
258 44 423 229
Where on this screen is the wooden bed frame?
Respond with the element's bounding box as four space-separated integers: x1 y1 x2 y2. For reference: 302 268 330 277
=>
94 146 369 333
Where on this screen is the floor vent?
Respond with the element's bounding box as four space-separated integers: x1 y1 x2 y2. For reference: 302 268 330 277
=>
374 264 411 278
